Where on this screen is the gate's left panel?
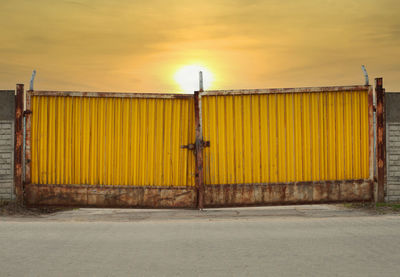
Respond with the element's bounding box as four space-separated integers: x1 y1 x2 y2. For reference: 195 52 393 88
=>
25 91 197 208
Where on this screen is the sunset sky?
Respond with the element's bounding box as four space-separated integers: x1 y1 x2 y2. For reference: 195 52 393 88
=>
0 0 399 92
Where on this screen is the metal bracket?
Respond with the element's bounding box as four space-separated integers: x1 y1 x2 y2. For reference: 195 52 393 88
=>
181 140 210 150
199 71 203 91
30 69 36 91
181 143 195 150
202 140 210 148
23 110 32 117
361 65 369 86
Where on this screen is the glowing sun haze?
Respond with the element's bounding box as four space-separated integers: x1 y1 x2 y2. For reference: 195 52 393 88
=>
0 0 399 92
174 65 214 93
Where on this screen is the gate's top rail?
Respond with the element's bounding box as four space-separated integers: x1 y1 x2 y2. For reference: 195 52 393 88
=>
201 85 370 96
28 90 193 99
28 85 371 98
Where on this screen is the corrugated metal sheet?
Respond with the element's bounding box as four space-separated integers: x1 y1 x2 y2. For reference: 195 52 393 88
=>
31 95 196 186
201 90 369 185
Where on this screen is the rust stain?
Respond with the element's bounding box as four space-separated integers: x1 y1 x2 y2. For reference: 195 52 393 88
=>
202 85 370 96
25 184 197 208
194 91 205 209
25 90 32 200
25 180 373 208
30 90 194 99
368 86 374 181
14 84 24 204
204 180 373 207
375 78 386 202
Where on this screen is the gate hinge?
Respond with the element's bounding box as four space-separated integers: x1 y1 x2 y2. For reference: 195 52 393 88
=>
23 110 32 117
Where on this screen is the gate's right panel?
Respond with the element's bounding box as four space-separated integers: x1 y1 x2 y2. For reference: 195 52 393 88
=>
201 86 373 207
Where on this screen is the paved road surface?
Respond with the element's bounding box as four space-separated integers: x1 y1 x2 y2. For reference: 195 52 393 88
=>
1 205 399 276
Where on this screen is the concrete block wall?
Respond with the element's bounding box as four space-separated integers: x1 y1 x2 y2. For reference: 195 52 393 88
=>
387 123 400 201
386 93 400 202
0 91 15 200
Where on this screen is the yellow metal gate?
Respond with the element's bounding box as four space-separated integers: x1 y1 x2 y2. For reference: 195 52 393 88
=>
199 86 374 206
25 91 197 207
22 85 374 208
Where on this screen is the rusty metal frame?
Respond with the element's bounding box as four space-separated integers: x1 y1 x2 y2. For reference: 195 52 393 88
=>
375 78 386 202
202 85 370 96
368 85 374 182
204 180 373 207
25 89 32 200
25 184 197 208
14 84 24 204
25 180 372 208
29 90 193 99
194 91 205 209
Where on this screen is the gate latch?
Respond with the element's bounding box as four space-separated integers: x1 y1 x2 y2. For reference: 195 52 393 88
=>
23 110 32 117
181 140 210 150
202 140 210 148
181 143 195 150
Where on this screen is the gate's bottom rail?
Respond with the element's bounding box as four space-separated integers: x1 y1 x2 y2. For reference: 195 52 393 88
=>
25 184 197 208
25 180 373 208
204 180 373 207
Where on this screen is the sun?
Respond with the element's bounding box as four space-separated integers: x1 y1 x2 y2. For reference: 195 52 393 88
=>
174 64 214 93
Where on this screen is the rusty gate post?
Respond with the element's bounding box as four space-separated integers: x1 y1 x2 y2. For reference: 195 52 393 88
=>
375 78 386 202
24 90 32 193
194 90 205 209
14 84 24 204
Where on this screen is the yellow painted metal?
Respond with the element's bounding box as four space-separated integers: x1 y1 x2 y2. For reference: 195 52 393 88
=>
269 94 278 182
31 95 196 186
293 93 303 181
310 93 319 181
201 89 370 185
